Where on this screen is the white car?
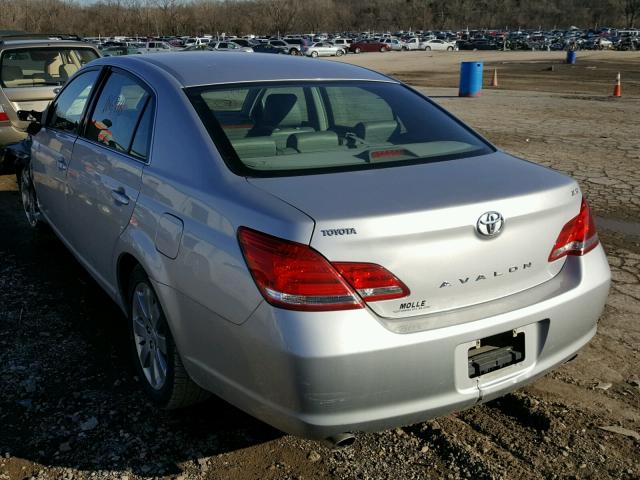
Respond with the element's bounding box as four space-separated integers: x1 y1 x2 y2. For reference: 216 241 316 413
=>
303 42 345 57
595 37 613 49
423 39 458 51
210 41 253 53
404 37 429 50
137 41 174 54
185 37 211 48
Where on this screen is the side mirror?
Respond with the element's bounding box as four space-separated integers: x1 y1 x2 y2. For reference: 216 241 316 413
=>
17 110 42 123
17 110 43 135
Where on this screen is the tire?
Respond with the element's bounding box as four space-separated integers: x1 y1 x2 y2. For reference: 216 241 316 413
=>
336 49 344 56
355 47 361 54
447 46 454 51
380 47 386 52
425 46 431 51
311 51 318 58
290 48 299 56
18 165 44 229
129 265 210 409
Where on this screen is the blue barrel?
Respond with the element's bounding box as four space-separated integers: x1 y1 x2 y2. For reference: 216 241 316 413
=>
566 50 577 64
459 62 483 97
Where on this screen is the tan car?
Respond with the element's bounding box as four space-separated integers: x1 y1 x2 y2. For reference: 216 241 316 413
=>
0 36 100 153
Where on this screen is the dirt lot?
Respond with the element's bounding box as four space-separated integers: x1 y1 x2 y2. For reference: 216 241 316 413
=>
1 50 639 480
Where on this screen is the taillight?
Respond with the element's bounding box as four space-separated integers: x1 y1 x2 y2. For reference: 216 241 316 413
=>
333 263 410 302
237 227 409 311
0 105 8 122
548 198 599 262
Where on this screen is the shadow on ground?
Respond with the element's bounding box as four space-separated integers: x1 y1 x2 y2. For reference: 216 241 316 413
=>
0 183 281 478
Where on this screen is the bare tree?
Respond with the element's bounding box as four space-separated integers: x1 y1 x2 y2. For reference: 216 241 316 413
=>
0 0 633 37
624 0 640 27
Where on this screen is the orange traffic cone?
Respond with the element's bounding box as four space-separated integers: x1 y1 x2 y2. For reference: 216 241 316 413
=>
613 72 621 97
490 68 499 87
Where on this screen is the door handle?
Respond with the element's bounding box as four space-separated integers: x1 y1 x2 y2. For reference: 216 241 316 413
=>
56 157 67 171
111 188 130 205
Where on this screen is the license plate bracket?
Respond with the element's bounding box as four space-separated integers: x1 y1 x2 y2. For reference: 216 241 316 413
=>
468 330 525 378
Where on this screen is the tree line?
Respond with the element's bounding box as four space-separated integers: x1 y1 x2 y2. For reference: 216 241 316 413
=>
0 0 638 38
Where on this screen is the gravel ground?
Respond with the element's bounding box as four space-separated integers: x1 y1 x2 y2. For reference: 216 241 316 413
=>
1 51 639 480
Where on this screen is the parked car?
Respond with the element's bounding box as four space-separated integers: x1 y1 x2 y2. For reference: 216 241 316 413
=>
100 46 143 57
180 45 215 52
404 37 428 50
184 37 211 48
280 38 309 55
99 41 126 49
303 42 345 57
137 41 174 54
423 39 458 51
381 38 406 51
349 40 390 53
17 52 610 442
210 41 253 53
594 37 613 49
229 38 259 49
332 38 352 51
252 43 287 54
459 38 498 50
267 39 301 55
0 34 100 155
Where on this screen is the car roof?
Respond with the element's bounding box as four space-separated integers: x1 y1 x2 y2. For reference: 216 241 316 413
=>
93 52 396 87
0 39 97 50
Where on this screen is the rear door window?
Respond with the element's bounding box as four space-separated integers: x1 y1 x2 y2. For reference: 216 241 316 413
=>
85 70 152 156
0 47 99 87
129 100 154 160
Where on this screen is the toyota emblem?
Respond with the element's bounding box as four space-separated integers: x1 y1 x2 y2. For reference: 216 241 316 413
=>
477 211 504 237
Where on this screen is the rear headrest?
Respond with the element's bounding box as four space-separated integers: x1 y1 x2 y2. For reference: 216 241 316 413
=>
232 137 277 158
354 121 398 144
287 131 339 153
262 94 300 127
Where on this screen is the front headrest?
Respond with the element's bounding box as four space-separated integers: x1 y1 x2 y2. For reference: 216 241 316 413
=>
262 94 299 127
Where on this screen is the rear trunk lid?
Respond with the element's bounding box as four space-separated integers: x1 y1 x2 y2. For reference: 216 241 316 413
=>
248 152 580 318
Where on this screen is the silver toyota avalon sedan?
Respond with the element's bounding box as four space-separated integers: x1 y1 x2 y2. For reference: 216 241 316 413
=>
18 52 610 440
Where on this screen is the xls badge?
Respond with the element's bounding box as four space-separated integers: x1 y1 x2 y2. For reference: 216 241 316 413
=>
476 211 504 237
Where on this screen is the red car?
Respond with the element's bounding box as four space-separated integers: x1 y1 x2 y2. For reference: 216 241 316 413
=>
349 40 390 53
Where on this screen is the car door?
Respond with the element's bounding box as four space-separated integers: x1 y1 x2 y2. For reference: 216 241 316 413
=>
65 68 153 286
31 68 102 237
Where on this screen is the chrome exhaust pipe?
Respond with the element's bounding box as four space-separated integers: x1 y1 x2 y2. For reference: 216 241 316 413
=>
324 432 356 448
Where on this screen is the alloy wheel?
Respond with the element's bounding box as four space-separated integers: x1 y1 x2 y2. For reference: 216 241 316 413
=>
132 282 168 390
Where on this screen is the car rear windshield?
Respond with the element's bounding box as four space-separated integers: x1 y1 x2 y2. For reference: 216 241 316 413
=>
0 47 99 88
187 81 493 176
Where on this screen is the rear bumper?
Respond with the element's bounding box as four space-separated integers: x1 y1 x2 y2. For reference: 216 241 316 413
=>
158 246 610 439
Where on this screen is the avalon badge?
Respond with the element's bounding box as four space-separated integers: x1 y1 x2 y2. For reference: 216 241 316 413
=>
477 211 504 237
